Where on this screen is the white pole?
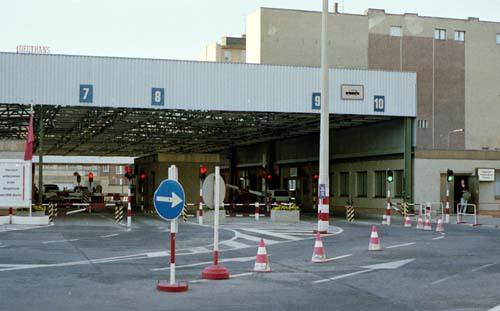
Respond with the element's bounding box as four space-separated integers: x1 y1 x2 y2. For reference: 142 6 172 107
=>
445 184 450 223
168 165 178 285
317 0 330 233
214 166 220 264
386 188 391 226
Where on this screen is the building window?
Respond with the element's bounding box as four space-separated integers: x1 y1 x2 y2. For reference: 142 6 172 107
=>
116 166 124 174
288 179 297 192
103 165 109 173
357 171 367 197
434 29 447 40
340 172 349 197
223 50 232 62
374 171 387 197
454 31 465 42
390 26 402 37
495 170 500 196
497 34 500 45
417 119 428 129
394 170 404 198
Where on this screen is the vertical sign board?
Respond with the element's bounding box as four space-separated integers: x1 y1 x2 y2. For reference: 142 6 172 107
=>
312 92 321 110
79 84 93 103
151 88 165 106
374 95 385 112
0 160 32 208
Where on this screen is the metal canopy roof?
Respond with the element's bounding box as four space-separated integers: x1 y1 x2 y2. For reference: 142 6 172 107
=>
0 103 392 156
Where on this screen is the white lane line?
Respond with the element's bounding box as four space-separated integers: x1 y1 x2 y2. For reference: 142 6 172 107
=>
322 254 353 262
385 242 416 249
488 305 500 311
431 275 457 285
314 269 372 284
101 234 119 238
220 240 252 249
234 231 280 245
472 263 495 272
190 272 254 283
42 239 80 244
0 245 9 248
241 228 302 241
432 236 444 240
151 256 256 272
190 246 211 253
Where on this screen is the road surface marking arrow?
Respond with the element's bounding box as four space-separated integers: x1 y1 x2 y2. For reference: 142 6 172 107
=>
157 192 183 208
313 258 415 284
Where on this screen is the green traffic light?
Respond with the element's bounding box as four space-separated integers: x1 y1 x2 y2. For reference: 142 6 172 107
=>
387 176 393 183
447 175 454 182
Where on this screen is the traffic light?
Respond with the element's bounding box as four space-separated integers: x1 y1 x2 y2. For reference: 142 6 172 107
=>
124 166 133 180
199 165 207 180
313 173 319 181
139 173 146 193
266 174 272 181
447 169 454 182
88 172 94 183
386 170 393 183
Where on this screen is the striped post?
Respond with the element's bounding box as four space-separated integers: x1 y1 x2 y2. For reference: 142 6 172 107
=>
445 184 450 223
255 202 260 221
8 207 13 224
198 182 203 225
127 183 132 231
54 204 58 217
49 203 54 225
386 189 392 226
346 204 355 222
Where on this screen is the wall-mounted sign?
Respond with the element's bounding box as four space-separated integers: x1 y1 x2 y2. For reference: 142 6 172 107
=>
151 88 165 106
477 168 495 182
79 84 93 103
16 45 51 54
374 95 385 112
311 92 321 110
341 84 364 100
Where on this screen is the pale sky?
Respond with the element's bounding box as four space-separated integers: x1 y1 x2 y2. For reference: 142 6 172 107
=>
1 0 499 60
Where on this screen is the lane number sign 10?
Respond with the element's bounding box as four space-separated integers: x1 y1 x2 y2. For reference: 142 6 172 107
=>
374 95 385 112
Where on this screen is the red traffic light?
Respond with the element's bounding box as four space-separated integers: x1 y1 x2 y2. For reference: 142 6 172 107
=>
140 173 146 180
199 166 207 174
266 174 272 180
313 173 319 180
124 166 132 174
88 172 94 179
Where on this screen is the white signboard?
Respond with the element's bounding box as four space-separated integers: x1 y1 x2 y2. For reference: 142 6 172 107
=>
341 84 364 100
477 168 495 182
0 160 32 208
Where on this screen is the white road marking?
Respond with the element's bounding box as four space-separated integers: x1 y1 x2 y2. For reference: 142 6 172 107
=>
431 275 457 285
151 256 256 271
472 263 495 272
190 246 211 253
234 231 279 245
42 239 80 244
0 245 9 248
101 234 119 238
432 236 444 240
314 259 415 284
220 240 252 249
241 228 302 241
385 242 416 249
488 305 500 311
322 254 353 262
190 272 254 283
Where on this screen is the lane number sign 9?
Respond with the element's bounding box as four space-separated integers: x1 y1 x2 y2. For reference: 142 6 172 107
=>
312 92 321 110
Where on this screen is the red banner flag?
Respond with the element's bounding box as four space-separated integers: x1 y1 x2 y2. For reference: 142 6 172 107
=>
24 113 34 161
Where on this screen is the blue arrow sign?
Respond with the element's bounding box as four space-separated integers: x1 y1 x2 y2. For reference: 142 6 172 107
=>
153 179 185 221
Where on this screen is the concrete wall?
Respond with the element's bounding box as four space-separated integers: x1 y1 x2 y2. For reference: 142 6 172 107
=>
246 9 261 64
0 140 24 159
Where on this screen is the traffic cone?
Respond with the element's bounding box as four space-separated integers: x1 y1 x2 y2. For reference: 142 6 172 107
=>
253 239 271 272
423 216 432 231
311 232 327 263
381 214 387 225
436 216 445 232
368 226 382 251
416 215 424 229
404 215 412 228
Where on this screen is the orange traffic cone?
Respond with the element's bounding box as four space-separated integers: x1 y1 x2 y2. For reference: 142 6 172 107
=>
312 232 327 263
381 214 387 225
436 216 445 232
404 215 412 228
423 216 432 231
253 239 271 272
416 215 424 229
368 226 382 251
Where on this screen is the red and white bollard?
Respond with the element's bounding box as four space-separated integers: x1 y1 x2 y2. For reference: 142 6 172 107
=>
202 166 230 280
157 165 188 292
198 185 203 225
386 189 392 226
127 184 132 231
445 185 450 224
8 207 13 224
255 202 260 221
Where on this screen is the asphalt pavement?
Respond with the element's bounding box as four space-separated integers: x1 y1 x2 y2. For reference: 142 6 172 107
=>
0 212 499 311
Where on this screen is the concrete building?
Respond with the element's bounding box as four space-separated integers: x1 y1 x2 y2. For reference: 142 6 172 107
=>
197 36 246 63
241 6 500 215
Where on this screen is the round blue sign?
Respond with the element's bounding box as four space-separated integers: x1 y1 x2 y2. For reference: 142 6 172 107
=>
153 179 185 221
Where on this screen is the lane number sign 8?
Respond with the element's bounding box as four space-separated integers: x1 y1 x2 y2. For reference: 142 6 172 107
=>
374 95 385 112
79 84 93 103
151 88 165 106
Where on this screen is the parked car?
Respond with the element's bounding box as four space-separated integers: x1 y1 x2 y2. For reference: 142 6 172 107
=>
268 189 291 203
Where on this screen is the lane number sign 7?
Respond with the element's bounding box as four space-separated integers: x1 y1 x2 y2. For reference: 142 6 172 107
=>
79 84 93 103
